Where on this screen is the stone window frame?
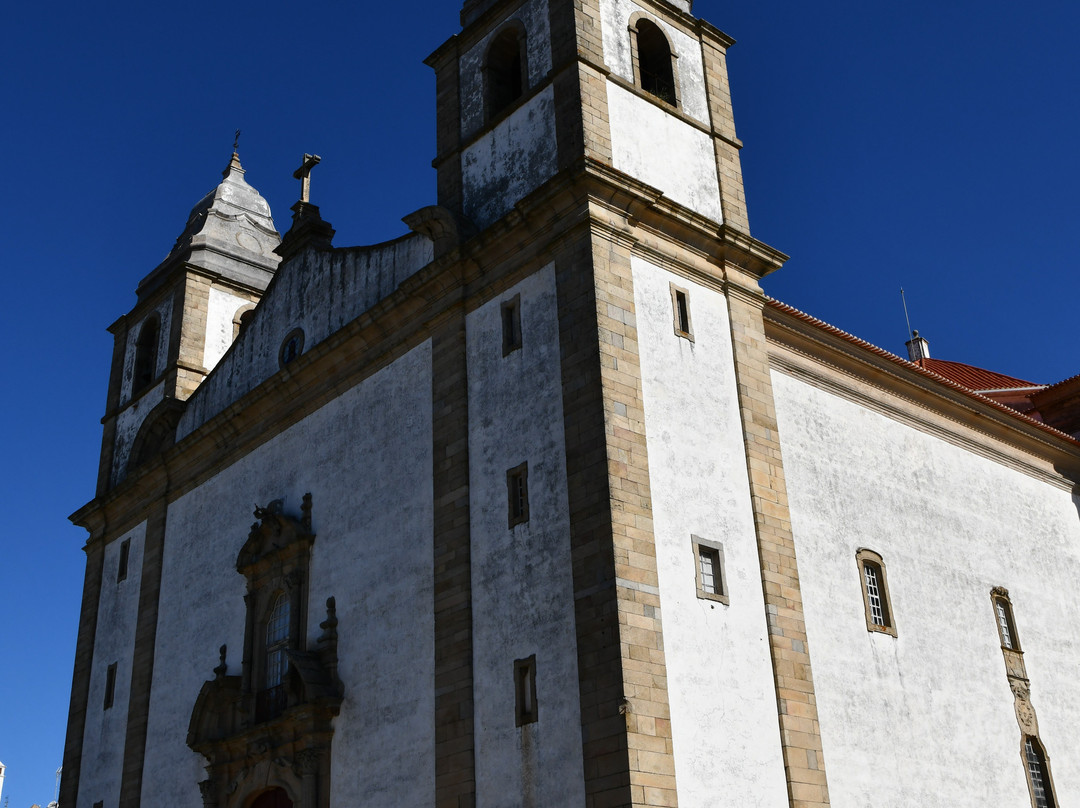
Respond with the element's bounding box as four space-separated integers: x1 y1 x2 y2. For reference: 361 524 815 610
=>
856 548 896 636
501 293 522 356
233 303 257 339
117 538 131 583
628 12 681 110
669 282 694 341
691 535 728 604
991 587 1022 652
1022 735 1058 808
506 462 530 528
514 654 538 726
483 19 529 124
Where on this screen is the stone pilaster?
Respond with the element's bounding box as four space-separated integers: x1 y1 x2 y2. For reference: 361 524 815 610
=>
700 31 749 234
432 317 476 808
119 499 169 808
549 0 613 170
174 273 212 401
556 225 678 808
427 39 465 219
59 540 106 808
724 275 830 808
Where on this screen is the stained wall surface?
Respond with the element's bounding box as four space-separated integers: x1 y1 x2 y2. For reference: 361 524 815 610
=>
461 87 558 231
466 264 587 807
178 234 433 438
139 343 434 806
606 82 722 223
631 257 788 806
203 286 254 371
458 0 552 138
773 371 1080 807
77 523 146 808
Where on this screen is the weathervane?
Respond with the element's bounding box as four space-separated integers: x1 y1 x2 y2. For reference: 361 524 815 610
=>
293 153 322 203
233 129 241 152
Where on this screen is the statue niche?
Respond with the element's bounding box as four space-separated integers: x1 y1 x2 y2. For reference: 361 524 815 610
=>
188 494 342 808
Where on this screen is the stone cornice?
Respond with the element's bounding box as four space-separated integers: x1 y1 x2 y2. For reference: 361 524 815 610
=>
72 154 790 544
764 303 1080 490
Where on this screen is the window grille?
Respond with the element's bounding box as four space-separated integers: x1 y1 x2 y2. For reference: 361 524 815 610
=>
699 549 719 595
997 600 1014 649
265 593 290 689
1025 737 1054 808
864 563 885 626
856 550 894 634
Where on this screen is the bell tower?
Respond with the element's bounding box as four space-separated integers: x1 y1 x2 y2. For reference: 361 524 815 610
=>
427 0 750 235
96 151 280 494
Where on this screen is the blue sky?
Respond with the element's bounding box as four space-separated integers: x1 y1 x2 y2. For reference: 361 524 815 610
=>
2 0 1078 803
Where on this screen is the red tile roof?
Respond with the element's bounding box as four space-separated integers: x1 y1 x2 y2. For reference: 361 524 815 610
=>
764 298 1079 445
914 358 1041 392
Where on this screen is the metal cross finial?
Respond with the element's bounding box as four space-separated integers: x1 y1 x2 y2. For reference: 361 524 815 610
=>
293 153 322 203
233 129 241 152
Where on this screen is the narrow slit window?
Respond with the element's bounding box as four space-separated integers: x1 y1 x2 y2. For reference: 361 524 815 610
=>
1025 737 1056 808
856 549 896 635
515 655 538 726
692 536 728 604
502 294 522 355
670 283 694 340
485 25 527 122
104 662 117 710
117 538 131 583
506 462 529 527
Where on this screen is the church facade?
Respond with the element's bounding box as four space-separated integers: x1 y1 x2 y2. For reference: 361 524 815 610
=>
62 1 1080 807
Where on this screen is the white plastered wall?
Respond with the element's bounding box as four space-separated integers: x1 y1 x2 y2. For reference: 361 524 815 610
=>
462 86 558 231
77 522 147 808
203 286 252 371
773 372 1080 806
630 257 788 806
599 0 710 124
606 82 722 223
139 343 434 807
466 263 587 807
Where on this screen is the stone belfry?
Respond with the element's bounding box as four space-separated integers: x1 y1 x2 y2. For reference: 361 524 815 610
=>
426 2 827 808
426 0 750 234
95 151 280 494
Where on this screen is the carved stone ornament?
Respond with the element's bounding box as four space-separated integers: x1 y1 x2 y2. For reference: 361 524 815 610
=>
188 494 341 808
1010 678 1039 736
294 747 323 777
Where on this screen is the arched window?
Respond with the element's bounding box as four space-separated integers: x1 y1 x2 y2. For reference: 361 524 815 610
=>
634 18 677 107
279 328 305 368
856 549 896 635
233 304 256 339
485 24 527 121
992 589 1022 651
250 787 293 808
265 592 291 690
133 315 160 394
1024 736 1056 808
